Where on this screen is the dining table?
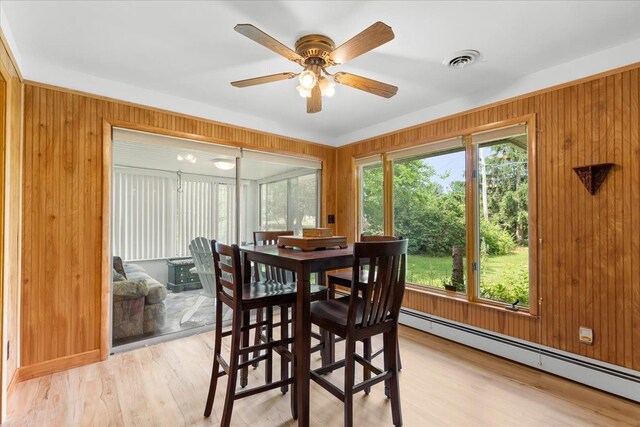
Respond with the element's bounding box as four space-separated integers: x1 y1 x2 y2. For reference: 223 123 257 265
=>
239 243 354 427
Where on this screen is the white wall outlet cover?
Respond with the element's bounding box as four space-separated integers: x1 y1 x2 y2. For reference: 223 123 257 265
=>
579 326 594 345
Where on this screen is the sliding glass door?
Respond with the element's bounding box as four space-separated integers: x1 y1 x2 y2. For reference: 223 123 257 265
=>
111 129 321 349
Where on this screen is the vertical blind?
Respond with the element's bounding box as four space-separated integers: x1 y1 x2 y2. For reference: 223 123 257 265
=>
112 169 175 260
113 167 244 260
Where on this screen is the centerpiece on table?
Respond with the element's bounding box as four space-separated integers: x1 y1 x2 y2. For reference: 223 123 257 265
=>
277 228 348 251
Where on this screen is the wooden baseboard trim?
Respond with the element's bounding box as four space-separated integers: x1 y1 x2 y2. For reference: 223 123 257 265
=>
6 370 18 396
16 350 101 382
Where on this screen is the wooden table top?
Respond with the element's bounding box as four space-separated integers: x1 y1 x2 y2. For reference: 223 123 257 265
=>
239 243 354 262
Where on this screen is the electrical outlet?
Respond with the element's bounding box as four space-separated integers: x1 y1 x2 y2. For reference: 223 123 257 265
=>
327 214 335 224
579 326 593 345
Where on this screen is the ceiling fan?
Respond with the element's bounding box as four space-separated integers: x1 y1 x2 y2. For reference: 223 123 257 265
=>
231 22 398 113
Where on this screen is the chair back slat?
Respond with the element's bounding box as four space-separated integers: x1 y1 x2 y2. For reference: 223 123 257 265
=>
212 240 243 307
253 230 295 283
189 237 217 298
358 235 400 274
254 230 294 245
348 240 407 329
361 234 399 242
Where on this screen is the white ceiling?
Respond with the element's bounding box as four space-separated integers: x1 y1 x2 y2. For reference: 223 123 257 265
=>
113 140 311 181
3 1 640 146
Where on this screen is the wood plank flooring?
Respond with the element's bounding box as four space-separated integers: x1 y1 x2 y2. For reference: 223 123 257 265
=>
5 325 640 426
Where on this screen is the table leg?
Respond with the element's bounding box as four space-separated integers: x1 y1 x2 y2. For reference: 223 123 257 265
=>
240 252 251 388
317 272 331 367
295 263 311 426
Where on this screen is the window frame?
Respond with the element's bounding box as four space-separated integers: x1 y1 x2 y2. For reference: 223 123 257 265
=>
354 115 539 316
390 143 468 293
355 155 384 237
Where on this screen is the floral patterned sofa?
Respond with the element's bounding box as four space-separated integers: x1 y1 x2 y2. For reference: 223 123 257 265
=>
112 256 167 340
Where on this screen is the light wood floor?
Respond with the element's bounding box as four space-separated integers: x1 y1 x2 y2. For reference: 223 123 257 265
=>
6 325 640 426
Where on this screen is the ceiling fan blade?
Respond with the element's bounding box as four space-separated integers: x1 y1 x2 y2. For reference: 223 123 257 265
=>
334 72 398 98
328 22 394 65
231 72 297 88
235 24 304 64
307 84 322 113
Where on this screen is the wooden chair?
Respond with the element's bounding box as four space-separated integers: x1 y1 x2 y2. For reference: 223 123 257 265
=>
251 230 294 393
326 234 403 385
204 240 326 425
251 230 328 392
327 234 401 296
182 237 221 325
310 239 408 427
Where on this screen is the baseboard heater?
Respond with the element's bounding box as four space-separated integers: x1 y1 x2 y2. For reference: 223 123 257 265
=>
398 308 640 403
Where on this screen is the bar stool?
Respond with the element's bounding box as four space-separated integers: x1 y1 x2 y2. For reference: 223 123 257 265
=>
203 240 326 426
310 239 407 427
326 234 403 393
251 230 329 392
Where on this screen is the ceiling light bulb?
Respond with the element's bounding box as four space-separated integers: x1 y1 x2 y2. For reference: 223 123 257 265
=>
319 78 336 97
185 154 194 161
214 160 235 170
299 70 317 90
296 85 311 98
177 155 184 161
190 158 197 164
324 85 335 97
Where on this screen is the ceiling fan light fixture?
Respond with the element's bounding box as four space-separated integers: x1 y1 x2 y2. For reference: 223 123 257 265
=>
178 153 197 163
232 22 398 113
213 159 236 170
319 77 336 97
299 70 317 90
296 84 312 98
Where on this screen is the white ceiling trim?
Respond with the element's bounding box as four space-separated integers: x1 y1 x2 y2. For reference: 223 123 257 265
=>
336 36 640 146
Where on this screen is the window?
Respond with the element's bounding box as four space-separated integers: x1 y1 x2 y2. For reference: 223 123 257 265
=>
474 128 530 307
260 171 319 233
358 158 384 235
390 139 467 292
376 122 535 311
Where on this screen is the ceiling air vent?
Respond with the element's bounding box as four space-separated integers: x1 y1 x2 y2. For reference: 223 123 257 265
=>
443 50 481 69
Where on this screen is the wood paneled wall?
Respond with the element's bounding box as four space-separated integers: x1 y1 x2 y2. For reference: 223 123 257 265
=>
20 83 337 374
0 33 23 419
336 64 640 371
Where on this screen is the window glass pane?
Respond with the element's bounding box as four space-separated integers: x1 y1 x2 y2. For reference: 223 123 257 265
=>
393 150 466 291
361 163 384 235
477 135 529 306
290 173 319 233
260 172 318 233
217 183 228 244
260 180 288 230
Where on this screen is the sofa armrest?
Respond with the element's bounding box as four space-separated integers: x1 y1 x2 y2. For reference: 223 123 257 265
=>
113 279 149 300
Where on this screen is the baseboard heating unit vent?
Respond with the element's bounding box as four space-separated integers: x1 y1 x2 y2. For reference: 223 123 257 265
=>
399 308 640 402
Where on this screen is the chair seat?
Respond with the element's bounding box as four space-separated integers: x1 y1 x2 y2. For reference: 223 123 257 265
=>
328 270 371 290
310 296 365 330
